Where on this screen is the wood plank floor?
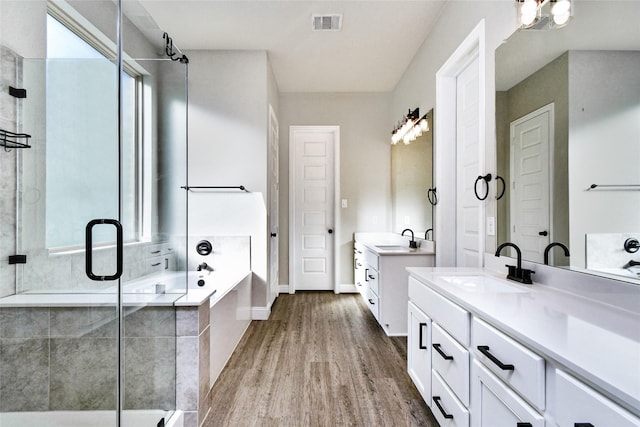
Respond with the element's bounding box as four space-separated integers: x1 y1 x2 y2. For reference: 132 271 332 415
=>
205 292 438 427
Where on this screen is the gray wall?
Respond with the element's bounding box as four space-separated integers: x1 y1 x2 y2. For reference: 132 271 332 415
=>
496 52 570 264
278 92 391 286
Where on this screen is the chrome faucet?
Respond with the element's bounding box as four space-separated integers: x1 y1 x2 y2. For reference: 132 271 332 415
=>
543 242 570 265
495 242 534 284
402 228 418 248
424 228 433 240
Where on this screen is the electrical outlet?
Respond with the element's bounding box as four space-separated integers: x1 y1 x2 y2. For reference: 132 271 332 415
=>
487 216 496 236
341 199 348 208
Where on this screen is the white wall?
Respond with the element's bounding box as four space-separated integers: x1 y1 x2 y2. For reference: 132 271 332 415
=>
186 50 271 308
391 1 518 265
568 50 640 267
278 92 391 286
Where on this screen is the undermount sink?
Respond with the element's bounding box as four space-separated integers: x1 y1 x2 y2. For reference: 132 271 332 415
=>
440 275 530 294
375 245 410 251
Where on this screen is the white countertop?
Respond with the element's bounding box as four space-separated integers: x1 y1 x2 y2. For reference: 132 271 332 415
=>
407 267 640 415
355 232 435 256
175 269 251 307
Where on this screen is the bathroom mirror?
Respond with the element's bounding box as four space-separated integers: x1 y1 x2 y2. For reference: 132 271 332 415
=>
495 1 640 282
391 109 434 240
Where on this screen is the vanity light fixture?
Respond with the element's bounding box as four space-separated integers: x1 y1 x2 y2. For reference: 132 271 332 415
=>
391 108 430 145
516 0 572 29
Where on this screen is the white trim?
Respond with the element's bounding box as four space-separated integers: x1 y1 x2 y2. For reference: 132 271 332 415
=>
339 284 358 294
251 306 271 321
288 125 340 294
268 104 280 307
435 19 486 267
278 284 290 294
509 102 555 250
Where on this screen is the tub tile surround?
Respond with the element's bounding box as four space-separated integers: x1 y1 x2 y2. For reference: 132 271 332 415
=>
0 305 177 412
586 233 640 279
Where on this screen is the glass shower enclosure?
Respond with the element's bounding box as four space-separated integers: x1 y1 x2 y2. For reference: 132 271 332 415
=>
0 1 188 426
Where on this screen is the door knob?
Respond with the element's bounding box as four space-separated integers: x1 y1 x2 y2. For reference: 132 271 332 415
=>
328 229 333 234
271 233 277 237
539 231 548 236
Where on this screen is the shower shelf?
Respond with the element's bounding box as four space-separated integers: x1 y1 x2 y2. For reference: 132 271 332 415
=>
1 129 32 150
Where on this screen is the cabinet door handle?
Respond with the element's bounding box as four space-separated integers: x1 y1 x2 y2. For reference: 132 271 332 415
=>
432 396 453 419
574 424 594 427
419 322 428 350
433 343 454 360
365 268 369 281
477 345 514 371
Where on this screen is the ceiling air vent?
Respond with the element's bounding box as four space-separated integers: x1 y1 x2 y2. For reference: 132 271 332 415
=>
312 14 342 31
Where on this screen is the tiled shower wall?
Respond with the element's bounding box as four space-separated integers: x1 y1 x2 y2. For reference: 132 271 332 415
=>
0 46 21 298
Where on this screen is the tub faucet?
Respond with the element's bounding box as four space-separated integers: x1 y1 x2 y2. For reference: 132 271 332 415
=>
495 242 534 284
543 242 570 265
623 260 640 269
197 262 210 272
402 228 418 248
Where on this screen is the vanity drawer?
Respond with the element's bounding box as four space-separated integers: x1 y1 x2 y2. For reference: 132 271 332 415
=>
554 369 640 427
409 277 470 346
365 288 379 322
432 322 470 406
365 267 379 295
432 370 469 427
364 249 379 270
472 317 545 411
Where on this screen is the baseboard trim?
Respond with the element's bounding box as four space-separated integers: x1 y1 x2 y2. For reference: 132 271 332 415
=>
338 284 358 294
251 306 271 320
278 284 290 294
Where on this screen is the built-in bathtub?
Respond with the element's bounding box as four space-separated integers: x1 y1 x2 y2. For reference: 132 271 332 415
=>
0 409 183 427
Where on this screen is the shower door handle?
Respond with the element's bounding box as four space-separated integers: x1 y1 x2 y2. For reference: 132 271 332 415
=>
85 219 123 281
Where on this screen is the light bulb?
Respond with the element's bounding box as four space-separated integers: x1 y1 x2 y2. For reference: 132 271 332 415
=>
520 0 538 26
551 0 571 27
420 118 429 131
403 134 410 145
553 11 570 26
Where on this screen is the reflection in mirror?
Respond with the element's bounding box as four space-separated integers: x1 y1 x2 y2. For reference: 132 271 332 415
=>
495 1 640 283
391 109 433 239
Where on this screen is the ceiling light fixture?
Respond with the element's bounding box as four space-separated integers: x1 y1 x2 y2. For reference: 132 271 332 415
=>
516 0 572 29
391 108 430 145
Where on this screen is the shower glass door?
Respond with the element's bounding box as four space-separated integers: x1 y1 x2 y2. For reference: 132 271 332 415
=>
0 1 186 426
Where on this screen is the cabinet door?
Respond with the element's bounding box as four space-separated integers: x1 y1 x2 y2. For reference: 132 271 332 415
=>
354 247 365 295
553 369 640 427
408 302 431 403
471 360 544 427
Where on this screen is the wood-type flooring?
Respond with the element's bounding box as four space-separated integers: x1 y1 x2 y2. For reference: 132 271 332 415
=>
204 291 438 427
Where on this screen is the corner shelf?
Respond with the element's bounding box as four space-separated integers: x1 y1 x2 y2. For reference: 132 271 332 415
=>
1 129 31 150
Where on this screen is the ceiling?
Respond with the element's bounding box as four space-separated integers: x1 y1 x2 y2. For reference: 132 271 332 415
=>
134 0 447 93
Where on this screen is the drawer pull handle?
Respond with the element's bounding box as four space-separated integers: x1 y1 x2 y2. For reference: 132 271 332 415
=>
368 298 375 305
150 250 161 254
432 396 453 419
433 343 454 360
516 424 533 427
368 274 375 280
477 345 514 371
574 424 594 427
419 322 428 350
151 262 161 267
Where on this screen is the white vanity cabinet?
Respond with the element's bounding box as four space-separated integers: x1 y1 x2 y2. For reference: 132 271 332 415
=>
353 238 434 335
408 301 431 403
407 269 640 427
550 369 640 427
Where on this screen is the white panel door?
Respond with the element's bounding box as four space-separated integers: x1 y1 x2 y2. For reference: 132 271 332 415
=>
268 106 279 301
291 127 335 291
455 55 483 268
510 104 552 263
